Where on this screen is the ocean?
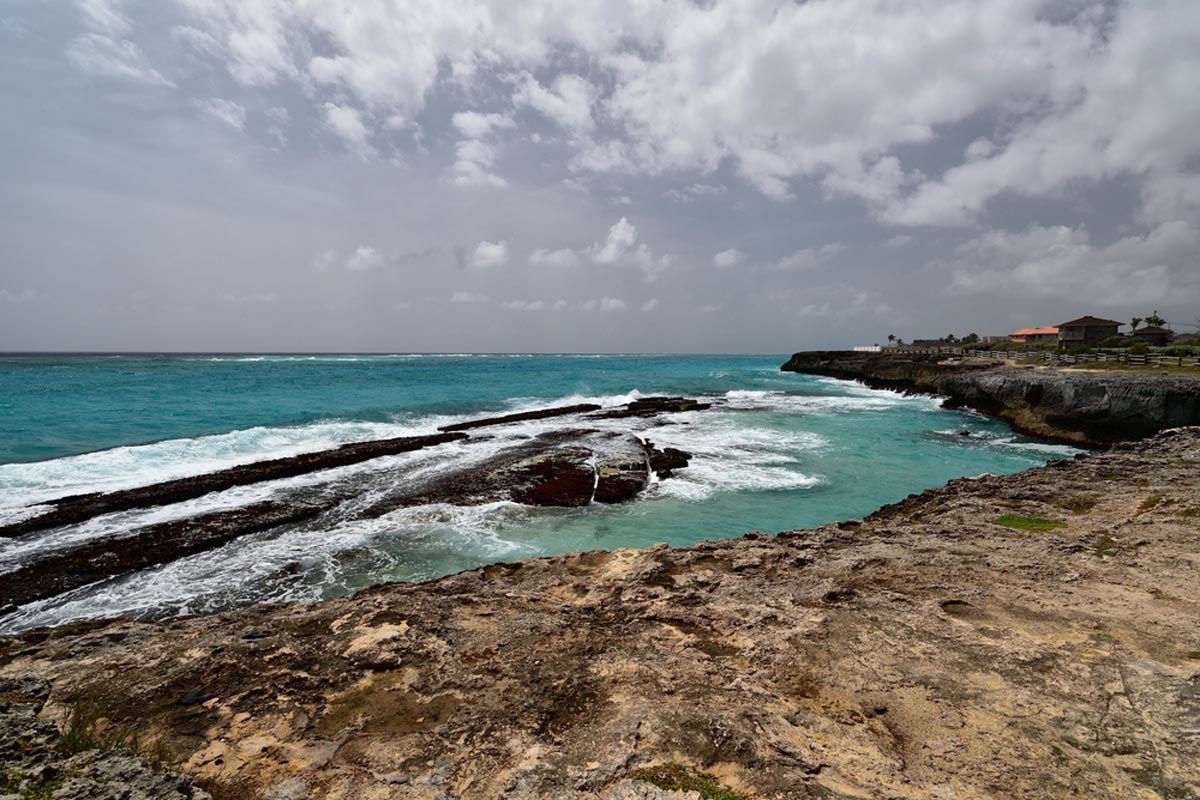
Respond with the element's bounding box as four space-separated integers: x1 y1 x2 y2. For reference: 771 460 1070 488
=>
0 353 1082 631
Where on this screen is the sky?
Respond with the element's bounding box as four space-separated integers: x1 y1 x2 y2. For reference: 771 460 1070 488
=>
1 0 1198 353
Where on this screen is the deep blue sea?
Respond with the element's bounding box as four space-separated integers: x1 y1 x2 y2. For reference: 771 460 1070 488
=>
0 353 1082 631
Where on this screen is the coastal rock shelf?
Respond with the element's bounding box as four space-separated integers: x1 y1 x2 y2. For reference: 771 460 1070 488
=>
2 428 1198 799
0 399 698 612
781 350 1200 446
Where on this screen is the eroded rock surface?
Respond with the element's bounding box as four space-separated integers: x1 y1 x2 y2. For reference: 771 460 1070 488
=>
782 351 1200 446
3 429 1199 799
0 676 211 800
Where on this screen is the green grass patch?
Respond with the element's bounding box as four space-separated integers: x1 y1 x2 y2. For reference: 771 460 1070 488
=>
1093 535 1120 558
3 769 70 800
1186 650 1200 661
59 699 133 755
1137 494 1164 514
630 763 749 800
993 514 1067 532
1058 495 1098 514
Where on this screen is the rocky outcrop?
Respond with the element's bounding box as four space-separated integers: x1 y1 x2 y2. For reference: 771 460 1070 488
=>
0 433 468 539
0 403 693 614
782 350 1200 446
0 676 211 799
0 501 332 609
3 429 1198 799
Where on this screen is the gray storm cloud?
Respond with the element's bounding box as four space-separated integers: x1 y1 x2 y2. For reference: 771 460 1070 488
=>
1 0 1198 351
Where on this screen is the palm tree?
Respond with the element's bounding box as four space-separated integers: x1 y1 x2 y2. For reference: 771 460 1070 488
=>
887 334 896 345
1145 311 1166 327
1130 316 1143 332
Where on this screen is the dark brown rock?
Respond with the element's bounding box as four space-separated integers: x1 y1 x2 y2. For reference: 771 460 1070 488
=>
0 433 467 539
781 350 1200 446
590 396 712 419
0 500 331 608
438 403 602 432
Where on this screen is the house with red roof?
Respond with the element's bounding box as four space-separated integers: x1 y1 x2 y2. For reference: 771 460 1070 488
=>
1009 326 1059 346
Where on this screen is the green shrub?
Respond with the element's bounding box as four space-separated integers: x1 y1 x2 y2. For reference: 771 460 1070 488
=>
993 514 1067 532
1059 495 1098 514
630 764 749 800
1137 494 1164 514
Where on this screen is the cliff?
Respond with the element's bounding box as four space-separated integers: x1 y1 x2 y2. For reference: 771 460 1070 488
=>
3 428 1199 799
781 351 1200 446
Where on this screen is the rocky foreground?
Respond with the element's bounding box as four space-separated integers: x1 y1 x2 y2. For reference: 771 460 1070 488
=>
3 428 1200 798
781 351 1200 446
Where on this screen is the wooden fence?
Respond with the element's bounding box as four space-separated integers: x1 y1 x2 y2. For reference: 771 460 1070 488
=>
891 347 1200 368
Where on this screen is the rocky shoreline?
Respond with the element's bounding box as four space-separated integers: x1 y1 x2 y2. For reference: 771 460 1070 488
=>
781 351 1200 447
0 398 696 614
3 426 1199 798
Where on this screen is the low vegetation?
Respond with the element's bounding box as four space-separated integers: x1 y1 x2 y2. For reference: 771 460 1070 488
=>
630 763 749 800
1058 495 1098 514
1092 535 1121 558
1137 494 1164 514
993 513 1067 532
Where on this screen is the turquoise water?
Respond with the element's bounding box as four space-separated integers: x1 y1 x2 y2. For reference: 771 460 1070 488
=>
0 354 1081 630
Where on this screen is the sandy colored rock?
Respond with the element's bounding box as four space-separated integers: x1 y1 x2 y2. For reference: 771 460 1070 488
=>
2 429 1199 798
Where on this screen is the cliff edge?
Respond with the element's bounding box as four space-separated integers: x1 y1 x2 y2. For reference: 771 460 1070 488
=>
3 429 1199 799
781 350 1200 446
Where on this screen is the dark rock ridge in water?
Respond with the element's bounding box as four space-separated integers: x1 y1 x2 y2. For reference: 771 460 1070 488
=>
438 403 603 432
0 400 696 613
3 428 1198 798
0 501 331 609
0 433 469 539
782 350 1200 446
1 397 707 540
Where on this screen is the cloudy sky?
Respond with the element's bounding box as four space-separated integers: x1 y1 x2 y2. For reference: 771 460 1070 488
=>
1 0 1198 352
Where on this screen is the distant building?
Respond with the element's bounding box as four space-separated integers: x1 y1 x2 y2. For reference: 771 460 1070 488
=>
1057 316 1122 347
1133 325 1173 347
1009 326 1059 345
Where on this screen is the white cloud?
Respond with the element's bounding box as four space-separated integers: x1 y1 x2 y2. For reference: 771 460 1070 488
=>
664 183 727 203
0 289 37 303
589 217 638 264
697 304 722 314
450 112 514 187
452 111 514 139
170 25 222 58
529 248 579 267
323 103 374 159
65 33 173 86
450 290 489 303
769 243 844 271
152 0 1199 233
513 73 596 135
77 0 130 36
947 221 1200 306
345 245 384 271
468 240 510 268
713 248 745 268
640 298 659 312
195 97 246 131
311 250 337 271
580 296 627 312
501 299 546 311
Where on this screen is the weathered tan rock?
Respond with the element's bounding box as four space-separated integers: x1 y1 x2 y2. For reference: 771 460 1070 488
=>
2 430 1199 799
